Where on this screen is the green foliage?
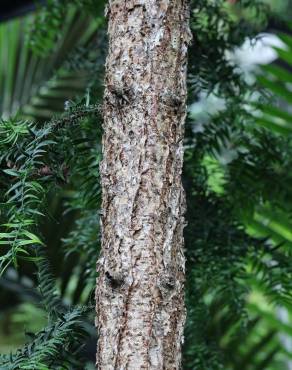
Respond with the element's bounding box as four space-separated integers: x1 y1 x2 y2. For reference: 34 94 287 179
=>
28 0 106 56
0 307 88 370
188 0 268 98
0 2 106 123
0 100 100 274
0 119 50 272
183 1 292 369
2 0 292 369
0 245 92 369
0 1 105 367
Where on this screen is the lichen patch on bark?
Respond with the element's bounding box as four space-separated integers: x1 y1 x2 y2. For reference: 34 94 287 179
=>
96 1 191 369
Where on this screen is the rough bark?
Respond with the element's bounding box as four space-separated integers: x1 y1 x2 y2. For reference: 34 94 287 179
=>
95 1 191 369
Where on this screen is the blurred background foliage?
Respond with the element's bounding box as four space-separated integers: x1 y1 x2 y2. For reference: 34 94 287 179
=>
1 0 292 369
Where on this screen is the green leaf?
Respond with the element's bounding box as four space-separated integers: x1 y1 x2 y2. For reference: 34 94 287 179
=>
21 231 44 245
257 75 292 105
2 169 20 177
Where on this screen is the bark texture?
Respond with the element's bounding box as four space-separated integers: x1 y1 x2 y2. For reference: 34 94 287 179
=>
96 1 191 368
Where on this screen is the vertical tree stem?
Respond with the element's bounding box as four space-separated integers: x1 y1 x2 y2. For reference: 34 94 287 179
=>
96 1 191 368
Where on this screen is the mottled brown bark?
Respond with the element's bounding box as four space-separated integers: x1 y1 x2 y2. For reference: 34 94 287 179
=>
95 1 191 368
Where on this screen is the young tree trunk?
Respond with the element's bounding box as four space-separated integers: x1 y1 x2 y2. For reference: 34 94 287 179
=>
96 1 191 368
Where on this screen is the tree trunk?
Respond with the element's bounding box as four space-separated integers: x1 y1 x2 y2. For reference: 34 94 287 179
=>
95 1 191 369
